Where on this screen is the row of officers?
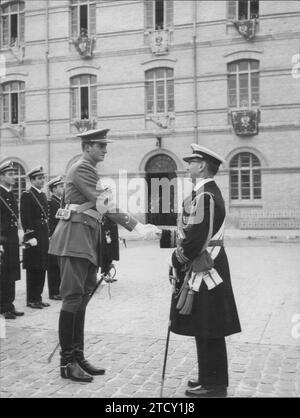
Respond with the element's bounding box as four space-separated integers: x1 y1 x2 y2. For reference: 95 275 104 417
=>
0 161 64 319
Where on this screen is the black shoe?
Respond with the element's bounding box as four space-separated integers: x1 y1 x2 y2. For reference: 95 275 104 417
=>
3 312 16 319
60 361 93 383
27 302 43 309
50 295 62 301
185 385 227 398
40 302 51 307
187 379 201 388
12 310 24 317
76 358 106 376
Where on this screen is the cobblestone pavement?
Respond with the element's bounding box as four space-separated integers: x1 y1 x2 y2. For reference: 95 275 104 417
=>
1 238 300 398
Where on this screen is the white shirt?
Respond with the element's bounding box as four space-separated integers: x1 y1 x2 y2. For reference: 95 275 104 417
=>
193 177 214 192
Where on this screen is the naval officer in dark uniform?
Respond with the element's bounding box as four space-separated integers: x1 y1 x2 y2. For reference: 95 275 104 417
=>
0 161 24 319
46 176 64 300
20 166 50 309
160 144 241 398
49 128 160 383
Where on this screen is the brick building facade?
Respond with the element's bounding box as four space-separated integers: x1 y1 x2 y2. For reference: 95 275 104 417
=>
0 0 300 227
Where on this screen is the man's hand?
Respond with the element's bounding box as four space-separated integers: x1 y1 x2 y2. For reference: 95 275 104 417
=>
134 223 162 240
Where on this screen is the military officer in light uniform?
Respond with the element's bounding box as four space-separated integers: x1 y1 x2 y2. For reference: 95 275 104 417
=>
20 166 50 309
49 128 160 383
0 161 24 319
160 144 241 398
46 176 64 300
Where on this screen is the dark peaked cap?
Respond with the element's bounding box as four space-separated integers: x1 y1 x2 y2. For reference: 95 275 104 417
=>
76 128 112 143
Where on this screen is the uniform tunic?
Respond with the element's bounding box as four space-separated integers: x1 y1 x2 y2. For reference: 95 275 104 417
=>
164 180 241 338
49 158 137 266
47 194 61 296
49 157 138 312
20 187 49 271
0 186 20 313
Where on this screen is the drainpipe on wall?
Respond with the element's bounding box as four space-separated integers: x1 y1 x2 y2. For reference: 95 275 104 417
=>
193 0 199 144
45 1 50 179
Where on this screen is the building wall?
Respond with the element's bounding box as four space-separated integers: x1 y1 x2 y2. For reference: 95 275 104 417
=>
1 0 300 223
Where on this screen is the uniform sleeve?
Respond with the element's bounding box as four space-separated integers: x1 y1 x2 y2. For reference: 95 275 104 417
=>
73 163 99 204
20 192 35 235
172 194 211 269
74 163 138 231
48 200 56 236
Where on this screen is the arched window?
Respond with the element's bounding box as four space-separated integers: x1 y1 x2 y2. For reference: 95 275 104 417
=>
9 161 26 203
228 59 259 109
145 0 174 31
230 152 261 201
70 74 97 120
145 68 174 115
70 0 96 38
0 0 25 48
228 1 259 20
1 81 25 124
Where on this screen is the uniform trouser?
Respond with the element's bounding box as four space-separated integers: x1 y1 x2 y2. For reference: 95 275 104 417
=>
0 277 15 313
195 337 229 387
57 256 97 313
26 269 46 304
47 254 61 297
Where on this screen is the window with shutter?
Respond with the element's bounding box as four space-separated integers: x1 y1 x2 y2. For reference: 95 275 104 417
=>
228 0 237 19
145 0 154 31
70 0 96 37
165 0 173 28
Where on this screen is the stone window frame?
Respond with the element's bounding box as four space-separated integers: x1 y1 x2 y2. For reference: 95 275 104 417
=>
229 151 262 202
144 0 174 32
227 0 259 21
0 79 25 125
70 73 97 121
0 0 25 49
70 0 96 38
145 67 174 116
227 59 260 110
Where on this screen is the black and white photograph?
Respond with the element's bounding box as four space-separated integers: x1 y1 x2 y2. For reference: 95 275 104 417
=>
0 0 300 402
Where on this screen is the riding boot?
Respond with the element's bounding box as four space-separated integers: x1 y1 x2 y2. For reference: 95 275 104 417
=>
59 310 93 382
73 309 105 376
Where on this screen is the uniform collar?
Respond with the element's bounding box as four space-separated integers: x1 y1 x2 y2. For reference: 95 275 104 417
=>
31 185 42 194
0 184 12 193
193 178 214 192
52 194 61 202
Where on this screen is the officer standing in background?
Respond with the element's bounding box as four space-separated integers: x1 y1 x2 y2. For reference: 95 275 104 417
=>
20 166 50 309
160 144 241 398
49 128 160 383
0 161 24 319
46 176 64 301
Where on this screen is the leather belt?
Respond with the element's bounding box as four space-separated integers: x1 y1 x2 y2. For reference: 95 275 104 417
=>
69 203 102 222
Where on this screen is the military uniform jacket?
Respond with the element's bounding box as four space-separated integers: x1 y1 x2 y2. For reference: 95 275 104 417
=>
47 195 61 236
49 157 138 267
20 187 49 270
0 186 20 282
163 180 241 339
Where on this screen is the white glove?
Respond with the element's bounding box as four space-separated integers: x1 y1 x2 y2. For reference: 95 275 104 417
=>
167 251 173 267
27 238 37 247
134 223 161 240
